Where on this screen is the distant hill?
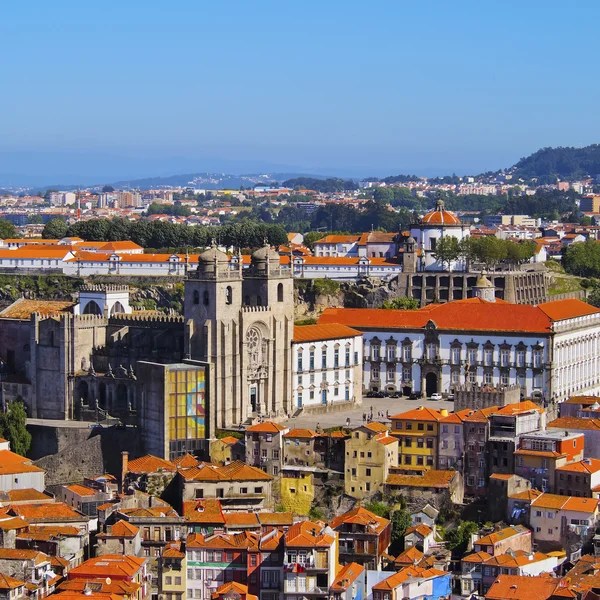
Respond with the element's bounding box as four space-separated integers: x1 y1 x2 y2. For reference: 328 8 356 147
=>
512 144 600 183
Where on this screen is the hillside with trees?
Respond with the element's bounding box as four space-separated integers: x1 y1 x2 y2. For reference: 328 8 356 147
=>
281 177 359 192
511 144 600 183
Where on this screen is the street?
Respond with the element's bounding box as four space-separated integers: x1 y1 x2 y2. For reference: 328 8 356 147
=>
281 395 454 431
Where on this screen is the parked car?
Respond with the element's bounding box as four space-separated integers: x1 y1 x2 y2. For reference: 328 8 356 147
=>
389 391 402 398
446 393 455 401
430 392 443 401
409 392 422 400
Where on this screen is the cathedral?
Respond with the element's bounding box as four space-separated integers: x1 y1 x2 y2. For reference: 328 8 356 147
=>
0 243 296 457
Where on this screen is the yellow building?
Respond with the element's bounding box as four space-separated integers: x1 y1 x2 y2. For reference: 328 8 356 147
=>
209 436 245 465
345 422 399 500
158 542 186 600
280 471 314 515
390 407 446 471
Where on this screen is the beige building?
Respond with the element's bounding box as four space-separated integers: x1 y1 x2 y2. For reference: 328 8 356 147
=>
158 542 186 600
344 422 399 500
209 436 245 465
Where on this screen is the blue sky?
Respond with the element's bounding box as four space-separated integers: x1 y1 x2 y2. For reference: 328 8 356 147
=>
1 0 599 182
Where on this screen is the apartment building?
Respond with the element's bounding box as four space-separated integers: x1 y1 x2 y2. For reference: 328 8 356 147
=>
463 407 499 496
344 423 398 500
245 422 288 477
158 542 186 600
555 458 600 497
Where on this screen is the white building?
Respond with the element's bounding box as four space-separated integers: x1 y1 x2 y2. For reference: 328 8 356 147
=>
0 439 46 492
318 289 600 402
291 324 363 410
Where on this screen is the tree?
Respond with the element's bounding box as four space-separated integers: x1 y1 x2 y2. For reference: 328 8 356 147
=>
42 218 68 239
27 214 43 225
587 281 600 308
433 236 461 270
390 509 412 554
444 520 478 556
363 500 390 519
102 185 115 193
0 399 31 456
563 239 600 278
381 297 419 310
0 219 17 240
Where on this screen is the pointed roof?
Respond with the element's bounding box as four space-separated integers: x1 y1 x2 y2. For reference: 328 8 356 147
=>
329 506 390 534
285 521 335 548
0 574 24 590
173 454 200 469
390 406 445 421
126 454 176 474
394 546 424 565
245 421 287 433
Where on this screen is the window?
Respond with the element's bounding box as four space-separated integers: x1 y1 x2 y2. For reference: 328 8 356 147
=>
372 365 380 380
452 347 460 365
193 290 199 305
322 349 327 369
501 371 509 385
309 350 315 371
277 282 284 302
372 345 380 360
405 437 412 447
166 577 172 585
403 367 411 381
403 345 411 362
366 468 371 476
273 449 279 459
451 370 459 384
346 347 351 366
517 350 525 367
468 348 477 364
240 487 248 494
418 423 424 431
485 349 493 366
406 422 412 430
427 423 433 431
334 349 339 368
501 349 509 367
203 290 209 306
250 555 257 566
387 366 395 381
442 425 448 433
387 345 396 361
535 510 542 517
426 343 436 359
297 352 303 372
468 370 476 383
417 456 424 465
404 455 412 465
225 286 232 305
254 486 263 494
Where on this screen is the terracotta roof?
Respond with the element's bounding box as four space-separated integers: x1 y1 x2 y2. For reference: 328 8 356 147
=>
98 520 139 538
257 512 293 526
0 298 76 319
98 241 142 251
330 562 364 591
509 489 543 501
162 542 185 558
490 473 514 480
462 551 493 563
9 502 84 520
363 422 389 433
394 546 424 565
314 235 360 244
0 574 25 589
531 493 599 513
537 299 600 321
373 565 448 590
485 574 563 600
386 470 456 489
319 299 556 334
212 582 255 600
217 436 242 446
6 489 51 502
484 550 552 568
406 523 433 537
245 421 287 433
224 512 259 528
462 406 500 422
65 484 98 496
0 449 45 475
514 449 565 458
474 526 529 547
557 458 600 474
494 400 544 416
186 531 259 551
548 416 600 431
69 554 147 579
377 435 398 446
57 578 140 596
563 396 600 406
0 548 49 565
329 506 390 534
172 454 200 468
0 517 29 530
181 461 272 482
182 499 225 525
285 521 335 548
422 207 461 225
292 323 362 342
390 406 445 421
117 506 178 518
126 454 176 474
283 428 318 439
21 525 83 538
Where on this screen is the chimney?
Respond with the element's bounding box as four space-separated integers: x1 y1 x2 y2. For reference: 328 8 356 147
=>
121 451 129 492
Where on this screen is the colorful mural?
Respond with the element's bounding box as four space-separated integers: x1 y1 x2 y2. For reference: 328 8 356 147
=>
168 366 206 442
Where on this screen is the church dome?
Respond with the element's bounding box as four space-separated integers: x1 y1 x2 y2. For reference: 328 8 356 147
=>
422 198 461 226
252 244 279 264
199 242 229 265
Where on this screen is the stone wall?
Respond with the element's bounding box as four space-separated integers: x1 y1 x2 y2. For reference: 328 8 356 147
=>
28 423 142 486
454 384 521 412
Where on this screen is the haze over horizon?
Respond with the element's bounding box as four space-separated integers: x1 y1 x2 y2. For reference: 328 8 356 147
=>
2 0 600 186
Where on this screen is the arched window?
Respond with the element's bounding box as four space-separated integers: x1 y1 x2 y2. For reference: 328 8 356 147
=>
244 295 251 306
277 282 284 302
256 296 263 306
226 286 232 305
83 300 102 315
110 301 125 316
193 290 200 305
203 291 209 306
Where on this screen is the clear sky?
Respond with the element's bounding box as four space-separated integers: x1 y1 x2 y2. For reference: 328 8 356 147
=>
1 0 600 182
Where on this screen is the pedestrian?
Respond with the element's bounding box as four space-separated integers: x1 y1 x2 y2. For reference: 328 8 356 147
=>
316 422 321 432
386 410 389 419
362 413 366 423
346 417 350 428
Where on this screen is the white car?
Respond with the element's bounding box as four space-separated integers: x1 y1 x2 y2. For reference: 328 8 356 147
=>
430 392 443 401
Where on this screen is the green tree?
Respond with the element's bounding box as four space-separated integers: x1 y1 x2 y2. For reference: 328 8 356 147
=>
563 239 600 278
390 509 412 554
444 520 478 556
363 500 390 519
42 218 68 239
27 214 44 225
373 187 394 204
0 399 31 456
381 297 419 310
587 281 600 308
432 236 461 270
0 219 17 240
102 185 115 193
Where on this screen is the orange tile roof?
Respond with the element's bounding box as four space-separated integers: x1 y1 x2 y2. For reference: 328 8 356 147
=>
162 542 185 558
390 406 444 421
474 526 529 547
0 298 76 319
126 454 176 474
319 298 558 334
65 484 98 496
509 489 543 501
485 574 563 600
363 422 389 433
6 489 51 502
406 524 433 537
489 473 514 480
548 416 600 431
98 241 142 251
182 499 225 524
0 517 29 530
224 512 259 528
21 525 83 538
172 454 200 468
245 421 287 433
556 458 600 474
514 449 564 458
563 396 600 406
377 435 398 446
462 551 493 563
283 428 318 439
181 461 272 482
0 574 24 589
330 562 364 591
285 521 335 548
217 436 242 446
329 506 390 534
484 550 551 568
394 546 424 565
537 299 600 321
530 493 599 513
386 470 456 489
9 502 84 520
0 548 49 565
314 235 360 244
292 323 362 342
372 565 448 590
100 520 139 538
186 531 259 551
257 512 293 526
494 400 544 416
69 554 147 579
462 406 500 422
0 449 45 475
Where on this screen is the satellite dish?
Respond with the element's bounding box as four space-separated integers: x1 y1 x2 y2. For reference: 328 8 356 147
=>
105 578 111 585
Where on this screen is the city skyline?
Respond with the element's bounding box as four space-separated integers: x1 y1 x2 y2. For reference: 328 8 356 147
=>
2 0 600 183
